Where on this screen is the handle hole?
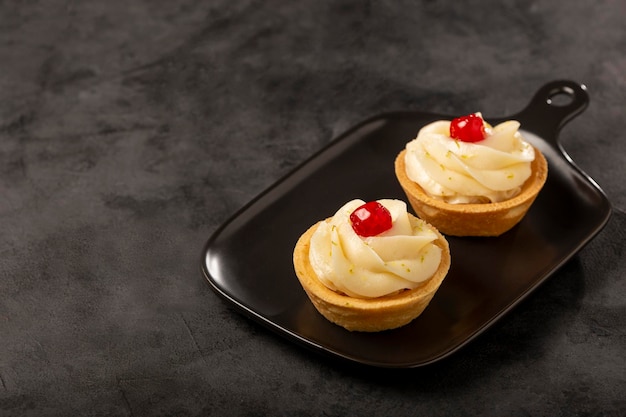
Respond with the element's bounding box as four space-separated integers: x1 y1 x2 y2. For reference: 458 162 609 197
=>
546 87 575 107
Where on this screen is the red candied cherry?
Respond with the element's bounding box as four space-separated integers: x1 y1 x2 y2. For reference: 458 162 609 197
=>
349 201 392 237
450 113 487 142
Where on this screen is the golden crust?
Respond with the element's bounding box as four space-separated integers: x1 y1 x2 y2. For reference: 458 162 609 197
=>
394 146 548 237
293 217 451 332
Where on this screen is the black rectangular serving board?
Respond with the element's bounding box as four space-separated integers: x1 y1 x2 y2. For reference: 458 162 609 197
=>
201 80 611 368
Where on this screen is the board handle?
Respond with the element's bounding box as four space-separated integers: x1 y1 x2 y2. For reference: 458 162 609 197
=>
513 80 589 148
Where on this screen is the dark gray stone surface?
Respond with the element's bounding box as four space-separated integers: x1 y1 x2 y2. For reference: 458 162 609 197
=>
1 1 624 416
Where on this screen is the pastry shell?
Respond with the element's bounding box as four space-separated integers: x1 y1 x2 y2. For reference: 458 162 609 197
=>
293 217 451 332
394 146 548 237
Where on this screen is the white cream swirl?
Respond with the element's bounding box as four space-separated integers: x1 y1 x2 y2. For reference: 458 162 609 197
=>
308 199 442 299
404 115 535 203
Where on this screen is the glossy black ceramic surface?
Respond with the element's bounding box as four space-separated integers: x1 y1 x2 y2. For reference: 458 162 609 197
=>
201 80 611 368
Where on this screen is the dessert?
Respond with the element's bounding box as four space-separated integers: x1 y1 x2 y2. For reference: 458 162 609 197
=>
395 113 548 237
293 199 450 332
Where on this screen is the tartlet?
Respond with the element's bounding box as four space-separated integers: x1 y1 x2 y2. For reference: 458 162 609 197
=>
395 114 548 237
293 202 451 332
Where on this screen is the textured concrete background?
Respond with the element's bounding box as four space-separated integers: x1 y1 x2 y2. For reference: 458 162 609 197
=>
1 1 625 416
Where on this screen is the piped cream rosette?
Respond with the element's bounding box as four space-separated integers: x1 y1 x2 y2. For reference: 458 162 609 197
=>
308 199 442 298
404 116 535 204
